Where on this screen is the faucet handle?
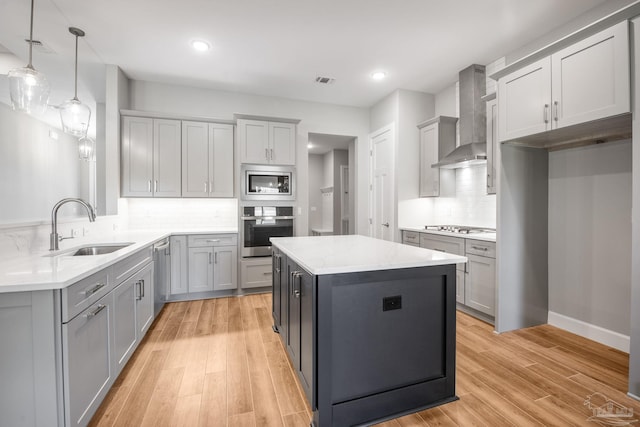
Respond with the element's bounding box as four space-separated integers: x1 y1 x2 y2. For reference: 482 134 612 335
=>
59 234 74 242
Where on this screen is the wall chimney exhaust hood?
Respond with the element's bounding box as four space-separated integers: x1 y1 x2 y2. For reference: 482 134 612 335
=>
433 64 487 169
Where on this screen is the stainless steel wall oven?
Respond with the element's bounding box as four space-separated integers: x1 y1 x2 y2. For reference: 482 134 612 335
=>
241 206 294 257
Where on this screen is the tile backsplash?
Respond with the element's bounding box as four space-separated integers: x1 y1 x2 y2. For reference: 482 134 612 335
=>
123 198 238 229
401 164 496 229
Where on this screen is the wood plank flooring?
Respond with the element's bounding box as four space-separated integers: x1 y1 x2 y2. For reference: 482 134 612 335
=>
89 294 640 426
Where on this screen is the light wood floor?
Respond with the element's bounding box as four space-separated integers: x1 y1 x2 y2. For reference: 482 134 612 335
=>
89 294 640 427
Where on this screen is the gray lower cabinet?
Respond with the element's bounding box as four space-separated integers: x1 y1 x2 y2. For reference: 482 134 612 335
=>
170 235 188 295
0 246 156 427
284 256 314 404
113 277 137 372
272 250 314 407
63 294 113 427
171 234 238 298
464 239 497 317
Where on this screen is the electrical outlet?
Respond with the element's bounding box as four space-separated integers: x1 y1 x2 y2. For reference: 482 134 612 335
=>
71 228 80 237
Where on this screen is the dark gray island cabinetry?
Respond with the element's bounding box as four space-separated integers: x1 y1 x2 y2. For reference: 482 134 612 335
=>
271 235 466 426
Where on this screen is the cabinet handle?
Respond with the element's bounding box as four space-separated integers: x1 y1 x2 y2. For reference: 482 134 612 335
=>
141 279 145 297
204 182 208 193
382 222 389 227
206 239 220 243
270 148 273 160
148 180 152 192
136 280 142 300
82 282 105 296
471 245 489 251
553 101 558 122
543 104 549 124
263 271 273 275
154 180 158 192
274 254 281 273
209 252 212 264
209 181 213 194
265 148 269 161
84 304 106 318
434 248 446 252
292 271 302 298
214 252 218 264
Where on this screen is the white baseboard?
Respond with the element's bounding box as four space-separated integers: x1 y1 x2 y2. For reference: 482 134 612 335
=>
548 311 630 353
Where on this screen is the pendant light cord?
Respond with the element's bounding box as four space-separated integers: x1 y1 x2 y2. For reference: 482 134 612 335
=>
27 0 35 68
74 33 78 99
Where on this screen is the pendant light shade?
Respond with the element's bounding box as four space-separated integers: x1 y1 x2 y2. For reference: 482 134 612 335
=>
78 135 95 161
60 27 91 137
8 0 50 115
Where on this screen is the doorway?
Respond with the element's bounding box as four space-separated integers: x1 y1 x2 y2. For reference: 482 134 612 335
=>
308 133 356 236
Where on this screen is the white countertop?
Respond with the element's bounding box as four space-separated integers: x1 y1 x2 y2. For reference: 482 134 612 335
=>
270 235 467 275
401 226 497 242
0 228 237 293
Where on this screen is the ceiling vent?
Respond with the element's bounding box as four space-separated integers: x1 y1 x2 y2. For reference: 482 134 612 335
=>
25 39 56 54
315 76 336 85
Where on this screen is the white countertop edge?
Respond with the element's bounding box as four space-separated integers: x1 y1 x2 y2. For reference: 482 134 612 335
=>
0 228 238 293
401 227 497 242
271 235 467 276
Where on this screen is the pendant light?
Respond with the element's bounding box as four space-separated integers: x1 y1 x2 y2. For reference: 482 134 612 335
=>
7 0 50 115
78 135 95 161
59 27 91 137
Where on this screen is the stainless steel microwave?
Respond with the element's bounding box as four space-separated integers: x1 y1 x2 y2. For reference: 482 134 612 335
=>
241 165 295 201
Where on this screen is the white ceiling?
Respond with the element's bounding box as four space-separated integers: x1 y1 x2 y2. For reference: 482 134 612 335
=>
0 0 616 110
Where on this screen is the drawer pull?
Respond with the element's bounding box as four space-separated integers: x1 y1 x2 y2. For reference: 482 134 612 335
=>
84 304 106 318
471 246 489 251
434 248 446 252
206 239 221 243
82 282 106 296
263 271 273 275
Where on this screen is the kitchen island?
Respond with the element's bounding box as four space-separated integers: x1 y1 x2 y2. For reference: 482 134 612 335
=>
270 235 466 427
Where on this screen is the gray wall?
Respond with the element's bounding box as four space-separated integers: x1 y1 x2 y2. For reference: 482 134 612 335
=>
308 154 324 233
548 140 632 335
0 102 89 224
332 149 348 235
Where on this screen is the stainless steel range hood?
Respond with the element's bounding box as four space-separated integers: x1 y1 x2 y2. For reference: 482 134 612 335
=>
433 64 487 169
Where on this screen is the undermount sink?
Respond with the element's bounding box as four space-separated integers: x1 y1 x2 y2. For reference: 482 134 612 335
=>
71 244 133 256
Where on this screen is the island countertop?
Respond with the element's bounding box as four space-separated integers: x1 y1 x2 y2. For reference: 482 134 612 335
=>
270 235 467 275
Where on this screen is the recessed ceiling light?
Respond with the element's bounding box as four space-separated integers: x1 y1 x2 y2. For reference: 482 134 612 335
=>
191 40 210 52
371 71 387 81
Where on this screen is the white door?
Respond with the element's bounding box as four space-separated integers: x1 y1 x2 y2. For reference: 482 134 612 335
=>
370 125 394 241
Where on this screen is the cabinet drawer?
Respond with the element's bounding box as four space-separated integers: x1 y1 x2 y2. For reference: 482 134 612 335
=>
402 231 420 245
465 239 496 258
240 258 272 289
113 247 153 285
419 233 465 256
188 234 237 247
62 269 110 323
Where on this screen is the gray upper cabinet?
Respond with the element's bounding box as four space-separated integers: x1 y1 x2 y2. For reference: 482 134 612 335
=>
417 116 456 197
121 116 182 197
486 97 497 195
182 121 234 198
238 119 296 165
498 21 629 143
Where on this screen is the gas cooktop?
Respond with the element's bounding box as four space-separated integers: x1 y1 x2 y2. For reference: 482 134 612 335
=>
425 225 496 234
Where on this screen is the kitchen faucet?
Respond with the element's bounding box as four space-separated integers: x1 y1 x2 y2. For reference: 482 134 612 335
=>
50 198 96 251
